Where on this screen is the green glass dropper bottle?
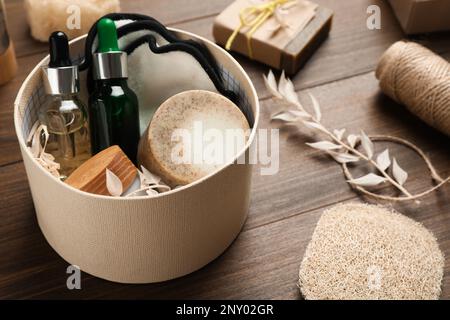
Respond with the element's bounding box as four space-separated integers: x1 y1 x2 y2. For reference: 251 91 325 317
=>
89 18 140 163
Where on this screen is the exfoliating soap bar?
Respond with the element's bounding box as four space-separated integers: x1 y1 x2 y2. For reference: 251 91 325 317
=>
213 0 333 75
66 145 137 196
138 90 250 188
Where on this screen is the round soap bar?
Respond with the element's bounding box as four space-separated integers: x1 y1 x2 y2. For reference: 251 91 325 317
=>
138 90 250 187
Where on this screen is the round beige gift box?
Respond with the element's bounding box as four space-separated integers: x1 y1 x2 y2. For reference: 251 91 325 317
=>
13 29 259 283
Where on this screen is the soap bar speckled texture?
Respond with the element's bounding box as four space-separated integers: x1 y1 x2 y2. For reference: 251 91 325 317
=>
138 90 250 188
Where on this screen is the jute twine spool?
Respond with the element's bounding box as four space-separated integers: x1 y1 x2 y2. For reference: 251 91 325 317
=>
376 41 450 136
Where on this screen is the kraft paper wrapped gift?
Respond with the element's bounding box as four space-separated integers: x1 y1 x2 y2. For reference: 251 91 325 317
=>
213 0 333 75
388 0 450 34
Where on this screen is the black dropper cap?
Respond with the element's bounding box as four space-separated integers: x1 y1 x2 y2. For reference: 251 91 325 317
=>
42 31 79 95
48 31 72 68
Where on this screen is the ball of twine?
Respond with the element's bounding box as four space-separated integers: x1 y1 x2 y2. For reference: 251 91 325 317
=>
376 41 450 136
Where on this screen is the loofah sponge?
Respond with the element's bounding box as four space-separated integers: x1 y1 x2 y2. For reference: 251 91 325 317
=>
24 0 120 42
299 203 444 300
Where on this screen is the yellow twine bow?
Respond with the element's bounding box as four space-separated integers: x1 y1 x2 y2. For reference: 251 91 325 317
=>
225 0 295 59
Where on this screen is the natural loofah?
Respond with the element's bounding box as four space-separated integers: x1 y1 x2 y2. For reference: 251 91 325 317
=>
24 0 120 42
299 203 444 300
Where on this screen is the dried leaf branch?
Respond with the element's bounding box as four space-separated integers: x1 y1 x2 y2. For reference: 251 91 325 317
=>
27 121 61 178
106 165 171 198
125 165 171 197
263 70 449 203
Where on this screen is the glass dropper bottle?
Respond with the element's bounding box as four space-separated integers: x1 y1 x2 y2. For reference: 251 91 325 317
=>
41 31 91 179
89 18 140 164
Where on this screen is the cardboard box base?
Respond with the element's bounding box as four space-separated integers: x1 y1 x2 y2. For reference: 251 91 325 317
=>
13 30 260 284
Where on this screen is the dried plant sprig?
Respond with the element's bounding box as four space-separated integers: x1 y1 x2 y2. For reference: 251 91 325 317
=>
342 136 450 202
124 166 171 197
263 70 449 203
106 169 123 197
27 121 60 178
106 165 171 198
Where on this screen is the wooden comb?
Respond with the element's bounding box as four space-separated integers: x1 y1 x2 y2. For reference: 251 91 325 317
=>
65 145 137 196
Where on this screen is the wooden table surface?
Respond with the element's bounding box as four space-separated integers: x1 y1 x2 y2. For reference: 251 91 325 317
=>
1 0 449 299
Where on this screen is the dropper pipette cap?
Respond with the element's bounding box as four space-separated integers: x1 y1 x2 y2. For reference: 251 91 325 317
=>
42 31 80 95
93 18 128 80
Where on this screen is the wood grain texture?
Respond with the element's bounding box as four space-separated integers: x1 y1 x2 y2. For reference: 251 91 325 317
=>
4 0 233 58
1 162 448 299
172 0 450 99
2 0 450 166
1 71 449 299
0 0 449 299
0 53 46 166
